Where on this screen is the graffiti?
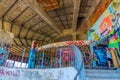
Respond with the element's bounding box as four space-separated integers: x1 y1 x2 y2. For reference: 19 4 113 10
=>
0 47 10 66
0 67 77 80
0 30 14 66
94 33 100 41
86 2 120 41
28 41 38 68
100 15 113 36
39 41 90 50
0 68 20 76
66 41 90 46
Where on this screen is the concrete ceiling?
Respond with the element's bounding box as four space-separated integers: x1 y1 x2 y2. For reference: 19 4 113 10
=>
0 0 111 57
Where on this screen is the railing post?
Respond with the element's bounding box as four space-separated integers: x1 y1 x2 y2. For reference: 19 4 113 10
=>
41 50 44 68
20 48 26 68
59 48 62 68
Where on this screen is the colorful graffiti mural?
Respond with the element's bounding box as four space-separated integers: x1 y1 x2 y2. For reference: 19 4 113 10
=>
87 2 120 41
87 1 120 66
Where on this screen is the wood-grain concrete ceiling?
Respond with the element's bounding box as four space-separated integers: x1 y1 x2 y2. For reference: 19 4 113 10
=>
0 0 111 57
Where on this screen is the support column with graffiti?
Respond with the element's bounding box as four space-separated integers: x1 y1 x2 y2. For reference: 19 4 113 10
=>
28 41 38 68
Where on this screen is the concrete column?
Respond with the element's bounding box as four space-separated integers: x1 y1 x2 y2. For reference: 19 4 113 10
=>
72 33 77 40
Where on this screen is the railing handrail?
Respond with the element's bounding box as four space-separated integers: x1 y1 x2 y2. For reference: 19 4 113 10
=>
72 45 86 80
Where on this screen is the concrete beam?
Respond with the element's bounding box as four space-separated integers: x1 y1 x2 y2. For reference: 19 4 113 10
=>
77 29 87 40
54 29 79 40
113 0 120 3
79 13 87 17
23 0 62 34
55 29 72 39
72 0 81 32
76 1 98 36
72 33 77 40
0 19 51 41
